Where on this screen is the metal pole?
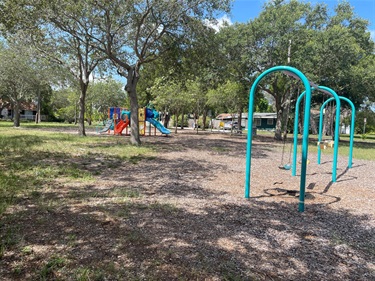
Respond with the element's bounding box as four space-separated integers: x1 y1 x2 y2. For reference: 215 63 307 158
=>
318 87 341 183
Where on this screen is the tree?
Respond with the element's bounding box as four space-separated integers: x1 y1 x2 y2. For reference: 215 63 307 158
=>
231 0 375 140
207 80 244 113
215 23 255 129
150 77 193 133
244 0 311 140
355 109 375 134
0 0 106 136
51 87 80 123
88 0 231 144
0 40 42 126
86 78 128 123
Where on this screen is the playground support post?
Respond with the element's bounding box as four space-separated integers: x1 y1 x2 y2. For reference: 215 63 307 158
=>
293 86 342 182
245 66 312 212
316 87 341 183
318 95 355 168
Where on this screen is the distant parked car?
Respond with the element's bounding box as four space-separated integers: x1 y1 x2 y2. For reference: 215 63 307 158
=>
223 121 244 130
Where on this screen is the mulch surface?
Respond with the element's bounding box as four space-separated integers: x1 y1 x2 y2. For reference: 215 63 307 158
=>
0 128 374 280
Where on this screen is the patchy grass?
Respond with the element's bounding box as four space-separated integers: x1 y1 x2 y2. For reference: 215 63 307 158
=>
0 125 154 216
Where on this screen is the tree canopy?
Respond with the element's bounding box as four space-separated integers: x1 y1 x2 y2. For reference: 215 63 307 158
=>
0 0 374 137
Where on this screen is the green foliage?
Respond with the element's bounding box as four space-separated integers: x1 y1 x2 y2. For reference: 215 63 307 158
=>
255 97 273 112
172 114 189 128
0 41 40 125
150 77 194 115
207 80 246 113
86 79 127 122
197 116 211 129
39 255 67 280
355 109 375 134
50 88 79 123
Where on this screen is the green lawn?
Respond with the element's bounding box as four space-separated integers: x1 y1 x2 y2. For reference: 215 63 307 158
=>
254 129 375 161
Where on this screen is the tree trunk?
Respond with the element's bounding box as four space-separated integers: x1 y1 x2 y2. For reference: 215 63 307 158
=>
78 82 88 136
330 105 335 138
74 101 78 125
274 108 283 140
195 112 199 134
309 113 317 135
86 102 93 126
180 110 184 130
202 109 207 131
163 112 170 128
323 106 333 137
174 111 179 133
238 108 243 132
125 67 141 145
13 102 21 127
35 87 41 124
275 103 290 140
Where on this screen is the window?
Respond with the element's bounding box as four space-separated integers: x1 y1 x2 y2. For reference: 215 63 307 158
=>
267 119 273 125
255 119 261 126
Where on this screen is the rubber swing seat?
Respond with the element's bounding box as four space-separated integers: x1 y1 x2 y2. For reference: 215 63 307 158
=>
279 164 292 170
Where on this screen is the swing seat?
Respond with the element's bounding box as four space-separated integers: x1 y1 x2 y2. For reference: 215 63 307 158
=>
279 163 292 170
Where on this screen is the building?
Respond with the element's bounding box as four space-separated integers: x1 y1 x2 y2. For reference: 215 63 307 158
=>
253 113 277 130
214 112 277 130
0 101 47 121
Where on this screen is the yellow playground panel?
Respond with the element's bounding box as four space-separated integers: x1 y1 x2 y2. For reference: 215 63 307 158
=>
138 108 146 135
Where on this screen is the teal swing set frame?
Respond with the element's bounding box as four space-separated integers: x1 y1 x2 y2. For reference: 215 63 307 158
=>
244 65 355 212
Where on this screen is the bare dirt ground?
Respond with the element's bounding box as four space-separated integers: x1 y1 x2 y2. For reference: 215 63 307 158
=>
1 128 374 280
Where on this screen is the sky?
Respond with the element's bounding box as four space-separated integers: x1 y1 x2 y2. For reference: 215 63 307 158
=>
223 0 375 40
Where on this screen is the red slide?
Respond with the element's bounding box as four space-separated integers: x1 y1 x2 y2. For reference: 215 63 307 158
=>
114 119 130 135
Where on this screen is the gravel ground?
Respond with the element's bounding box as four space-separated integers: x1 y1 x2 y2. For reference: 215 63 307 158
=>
140 130 375 280
0 128 374 280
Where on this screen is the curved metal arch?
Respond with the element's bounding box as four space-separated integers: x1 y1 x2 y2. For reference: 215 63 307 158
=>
292 86 341 182
245 66 312 212
318 96 355 168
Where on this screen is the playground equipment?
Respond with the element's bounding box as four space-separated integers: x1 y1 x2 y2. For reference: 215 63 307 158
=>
245 65 312 212
98 107 130 135
114 110 130 135
279 135 293 170
318 96 355 168
293 87 355 181
98 119 113 133
99 107 170 136
293 86 341 182
144 107 171 135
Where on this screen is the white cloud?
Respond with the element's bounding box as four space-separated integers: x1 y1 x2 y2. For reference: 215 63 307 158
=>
204 15 233 32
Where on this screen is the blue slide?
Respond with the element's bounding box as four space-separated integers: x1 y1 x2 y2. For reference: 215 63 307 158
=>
146 118 171 135
98 119 113 133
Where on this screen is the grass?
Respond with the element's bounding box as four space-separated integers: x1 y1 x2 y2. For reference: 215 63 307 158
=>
255 129 375 161
0 123 155 216
0 123 158 279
